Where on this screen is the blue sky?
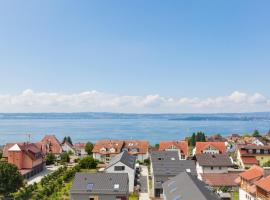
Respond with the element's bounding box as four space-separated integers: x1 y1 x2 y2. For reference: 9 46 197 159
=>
0 1 269 112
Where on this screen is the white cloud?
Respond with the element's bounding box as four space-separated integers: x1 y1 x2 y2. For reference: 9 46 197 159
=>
0 89 269 113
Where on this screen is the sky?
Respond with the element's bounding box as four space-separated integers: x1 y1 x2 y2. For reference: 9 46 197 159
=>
0 1 270 113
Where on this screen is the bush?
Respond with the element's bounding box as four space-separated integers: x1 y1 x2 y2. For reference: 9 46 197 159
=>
60 152 70 164
79 156 98 169
45 153 56 165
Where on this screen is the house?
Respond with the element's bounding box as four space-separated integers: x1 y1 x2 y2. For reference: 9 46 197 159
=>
7 142 44 178
163 172 220 200
93 140 124 163
251 137 267 146
159 140 188 159
62 140 75 154
236 165 270 200
236 144 270 168
206 134 227 142
105 151 136 192
92 140 149 163
2 143 15 161
255 175 270 200
70 173 129 200
150 151 196 198
201 173 240 189
194 142 226 155
196 154 234 178
122 140 149 162
37 135 63 155
74 142 87 156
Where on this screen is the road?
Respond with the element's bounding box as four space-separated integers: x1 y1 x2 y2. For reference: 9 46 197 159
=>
139 165 150 200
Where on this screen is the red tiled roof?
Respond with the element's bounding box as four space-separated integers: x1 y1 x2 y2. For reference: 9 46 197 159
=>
195 142 226 154
92 140 124 154
239 165 264 181
123 140 149 154
39 135 62 154
74 142 86 150
159 140 188 156
241 156 259 165
255 175 270 192
8 142 43 160
201 173 239 187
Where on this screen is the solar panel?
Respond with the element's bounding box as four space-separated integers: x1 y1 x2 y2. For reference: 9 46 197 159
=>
86 183 94 191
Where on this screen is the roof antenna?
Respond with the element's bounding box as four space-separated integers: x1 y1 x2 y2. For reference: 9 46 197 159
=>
26 133 31 143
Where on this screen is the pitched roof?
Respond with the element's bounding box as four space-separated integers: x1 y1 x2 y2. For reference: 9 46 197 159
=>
241 156 259 165
196 142 226 154
201 173 239 187
74 142 86 150
106 151 136 169
255 175 270 192
159 140 188 156
123 140 149 154
150 151 197 176
163 172 220 200
150 151 180 162
92 140 124 154
70 173 129 194
3 143 15 157
239 165 264 181
40 135 62 154
7 142 43 160
196 154 233 167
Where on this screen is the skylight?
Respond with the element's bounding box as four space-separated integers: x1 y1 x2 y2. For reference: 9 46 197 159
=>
114 184 120 190
86 183 94 191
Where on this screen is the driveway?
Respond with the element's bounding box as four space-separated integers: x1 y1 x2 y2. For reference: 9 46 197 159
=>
27 165 60 185
139 165 150 200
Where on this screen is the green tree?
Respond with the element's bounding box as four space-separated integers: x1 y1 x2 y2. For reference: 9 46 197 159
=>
189 133 196 147
85 142 94 155
0 162 24 197
0 152 2 159
62 136 73 145
79 156 98 169
60 152 70 163
154 143 160 149
252 129 261 137
263 160 270 167
45 153 56 165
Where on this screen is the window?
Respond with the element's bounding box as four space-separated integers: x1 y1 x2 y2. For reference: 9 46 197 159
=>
219 167 222 170
114 166 125 171
89 198 94 200
211 166 214 170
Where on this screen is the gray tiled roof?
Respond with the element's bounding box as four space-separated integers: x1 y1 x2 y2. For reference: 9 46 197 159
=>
152 160 197 176
106 151 136 169
196 154 233 167
163 172 220 200
70 173 129 194
150 151 179 162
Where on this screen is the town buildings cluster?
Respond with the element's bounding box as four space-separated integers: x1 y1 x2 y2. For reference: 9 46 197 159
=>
1 131 270 200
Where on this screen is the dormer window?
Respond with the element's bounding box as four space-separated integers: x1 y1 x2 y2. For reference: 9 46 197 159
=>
100 147 106 152
110 148 116 153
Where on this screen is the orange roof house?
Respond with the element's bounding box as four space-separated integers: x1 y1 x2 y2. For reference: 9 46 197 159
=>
159 140 188 159
92 140 149 163
37 135 63 154
7 142 44 178
237 165 270 199
195 142 226 155
123 140 149 155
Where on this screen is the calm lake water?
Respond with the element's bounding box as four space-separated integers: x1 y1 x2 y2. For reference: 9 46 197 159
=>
0 112 270 145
